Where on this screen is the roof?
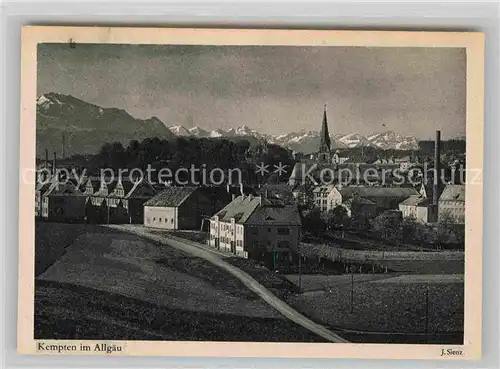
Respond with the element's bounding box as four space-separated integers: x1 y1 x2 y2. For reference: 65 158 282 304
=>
213 195 261 223
338 186 419 199
257 184 295 204
44 180 85 197
313 185 336 194
213 194 302 226
246 204 302 226
144 186 198 207
343 196 376 207
439 184 465 202
399 195 431 207
84 177 102 192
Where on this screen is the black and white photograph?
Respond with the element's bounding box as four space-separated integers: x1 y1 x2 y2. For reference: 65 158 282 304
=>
18 27 484 359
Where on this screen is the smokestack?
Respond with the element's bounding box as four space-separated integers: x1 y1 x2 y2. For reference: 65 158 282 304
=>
53 151 57 179
433 130 441 206
45 149 49 166
62 132 65 159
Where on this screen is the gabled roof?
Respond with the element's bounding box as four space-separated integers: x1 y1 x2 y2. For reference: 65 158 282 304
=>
213 195 261 223
313 185 336 194
44 180 85 197
213 194 302 226
84 177 102 192
258 184 295 204
343 196 376 207
246 204 302 226
399 194 431 207
439 184 465 202
144 186 198 207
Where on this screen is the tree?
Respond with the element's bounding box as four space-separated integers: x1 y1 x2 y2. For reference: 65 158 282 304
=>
323 205 349 237
401 216 418 242
296 180 315 212
349 199 370 231
301 207 326 237
372 212 402 241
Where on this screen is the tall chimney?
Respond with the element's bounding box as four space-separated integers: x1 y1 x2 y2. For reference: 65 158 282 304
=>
53 151 57 179
62 132 65 159
45 149 49 177
433 130 441 206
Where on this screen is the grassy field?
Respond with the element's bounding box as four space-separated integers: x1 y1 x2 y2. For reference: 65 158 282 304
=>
379 259 464 274
226 257 299 299
35 222 88 276
35 279 324 342
286 281 463 343
35 221 326 341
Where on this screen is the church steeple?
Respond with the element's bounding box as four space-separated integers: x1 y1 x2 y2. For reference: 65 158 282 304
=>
318 105 332 162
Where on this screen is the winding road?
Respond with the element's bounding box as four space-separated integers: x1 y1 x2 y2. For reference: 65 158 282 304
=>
107 224 349 344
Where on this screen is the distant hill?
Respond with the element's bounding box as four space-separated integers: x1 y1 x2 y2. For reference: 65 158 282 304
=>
36 92 175 157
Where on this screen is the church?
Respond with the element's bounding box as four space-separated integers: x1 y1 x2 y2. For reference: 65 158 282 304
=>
288 106 397 187
288 106 351 186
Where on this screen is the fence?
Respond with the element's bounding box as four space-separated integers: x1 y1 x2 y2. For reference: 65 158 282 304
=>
299 242 464 263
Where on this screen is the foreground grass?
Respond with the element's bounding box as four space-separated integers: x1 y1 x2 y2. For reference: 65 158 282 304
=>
35 222 89 276
226 258 299 299
35 280 325 342
35 222 328 341
286 281 463 343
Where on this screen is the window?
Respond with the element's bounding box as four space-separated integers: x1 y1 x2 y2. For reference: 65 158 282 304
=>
278 240 290 249
171 218 174 223
165 218 168 223
277 228 290 235
153 217 156 222
159 218 162 223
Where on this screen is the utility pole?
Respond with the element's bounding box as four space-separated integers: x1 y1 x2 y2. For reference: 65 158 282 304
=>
350 265 355 313
424 287 429 343
298 244 302 293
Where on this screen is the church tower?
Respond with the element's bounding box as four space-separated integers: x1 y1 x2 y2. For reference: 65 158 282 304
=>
317 105 331 163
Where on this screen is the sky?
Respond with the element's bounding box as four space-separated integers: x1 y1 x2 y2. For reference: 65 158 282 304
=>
37 43 466 140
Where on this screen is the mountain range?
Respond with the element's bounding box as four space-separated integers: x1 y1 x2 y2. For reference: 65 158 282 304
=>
37 92 422 157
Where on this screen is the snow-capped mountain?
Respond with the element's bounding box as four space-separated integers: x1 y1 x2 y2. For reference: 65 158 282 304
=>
272 130 347 154
37 92 421 156
334 133 372 148
208 129 224 138
224 125 272 140
164 124 420 152
188 126 209 137
168 125 191 136
367 131 418 150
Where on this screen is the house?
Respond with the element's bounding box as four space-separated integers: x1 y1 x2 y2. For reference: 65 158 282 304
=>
40 179 86 222
312 185 339 212
143 186 230 230
329 185 419 213
257 184 295 205
341 195 378 219
84 176 156 223
438 184 465 224
208 194 302 269
398 195 437 223
35 180 52 218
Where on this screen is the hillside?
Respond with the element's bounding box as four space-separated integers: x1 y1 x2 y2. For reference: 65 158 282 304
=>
36 92 175 157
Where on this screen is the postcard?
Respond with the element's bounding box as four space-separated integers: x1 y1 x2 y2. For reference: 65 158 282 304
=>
18 26 484 359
